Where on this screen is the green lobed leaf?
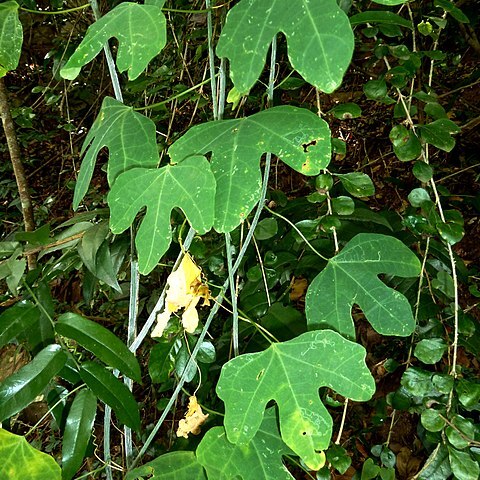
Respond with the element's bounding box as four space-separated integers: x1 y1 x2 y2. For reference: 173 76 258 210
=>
0 1 22 77
56 312 141 382
79 361 140 432
169 106 331 232
418 119 461 152
108 156 216 274
125 451 207 480
216 330 375 470
0 301 40 348
305 233 420 339
0 429 61 480
73 97 159 209
61 1 166 80
217 0 354 95
350 11 413 30
0 344 67 422
197 408 296 480
62 389 97 480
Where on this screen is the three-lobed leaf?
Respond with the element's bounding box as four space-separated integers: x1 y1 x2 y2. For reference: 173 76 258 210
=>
0 1 22 77
61 1 166 81
217 0 353 95
0 344 67 422
197 408 295 480
56 312 142 382
108 156 216 274
305 233 421 339
72 97 159 209
216 329 375 470
169 106 331 232
62 389 97 480
0 429 61 480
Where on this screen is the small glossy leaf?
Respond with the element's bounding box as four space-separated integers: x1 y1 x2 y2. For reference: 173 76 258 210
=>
448 446 479 480
326 444 351 474
217 330 375 470
61 1 166 80
415 338 447 364
336 172 375 197
390 125 422 161
436 222 464 245
125 451 207 480
149 341 175 384
0 1 22 77
446 415 475 449
62 389 97 480
73 97 159 209
76 222 109 274
421 409 446 432
169 106 331 232
332 196 355 215
217 0 354 95
418 119 461 152
305 234 420 339
350 11 413 29
0 301 40 348
418 443 452 480
0 344 67 422
413 161 433 182
79 362 140 431
56 313 141 382
408 187 430 207
361 458 381 480
456 379 480 409
197 409 295 480
254 218 278 240
330 103 362 119
109 157 216 274
0 429 61 480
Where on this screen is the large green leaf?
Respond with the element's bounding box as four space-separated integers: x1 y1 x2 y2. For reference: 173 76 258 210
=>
0 301 40 348
305 233 421 339
56 312 141 382
125 451 207 480
72 97 159 209
216 330 375 470
0 429 61 480
0 1 22 77
197 408 295 480
0 344 67 422
62 389 97 480
169 106 331 232
217 0 353 94
108 156 216 274
60 0 166 81
79 361 140 431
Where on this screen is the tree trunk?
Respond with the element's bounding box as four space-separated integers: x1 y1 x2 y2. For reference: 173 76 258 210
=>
0 77 36 269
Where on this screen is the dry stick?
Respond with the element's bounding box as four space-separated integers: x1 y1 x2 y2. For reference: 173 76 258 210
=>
0 78 36 270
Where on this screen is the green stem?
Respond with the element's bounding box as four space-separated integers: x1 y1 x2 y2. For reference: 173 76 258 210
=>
20 4 91 14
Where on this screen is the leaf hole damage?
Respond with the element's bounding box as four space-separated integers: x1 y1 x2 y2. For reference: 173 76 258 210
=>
256 369 265 381
302 139 317 153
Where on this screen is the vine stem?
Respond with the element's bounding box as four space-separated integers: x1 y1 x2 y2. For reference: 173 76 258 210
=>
86 0 125 476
